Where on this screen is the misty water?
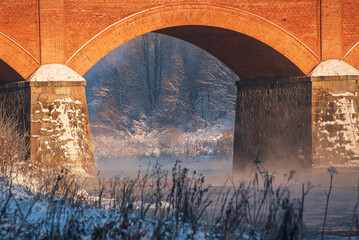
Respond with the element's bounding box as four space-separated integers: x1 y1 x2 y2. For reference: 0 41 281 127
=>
96 155 359 239
96 155 232 179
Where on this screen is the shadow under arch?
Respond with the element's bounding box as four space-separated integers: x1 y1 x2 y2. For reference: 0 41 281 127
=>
65 3 320 78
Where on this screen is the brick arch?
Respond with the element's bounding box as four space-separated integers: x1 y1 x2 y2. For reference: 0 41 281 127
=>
342 41 359 71
66 3 320 77
0 32 39 81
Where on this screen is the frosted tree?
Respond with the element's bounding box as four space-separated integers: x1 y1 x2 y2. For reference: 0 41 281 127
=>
199 53 237 119
92 54 135 136
92 33 173 134
90 32 237 133
163 42 205 127
125 33 171 114
163 41 237 127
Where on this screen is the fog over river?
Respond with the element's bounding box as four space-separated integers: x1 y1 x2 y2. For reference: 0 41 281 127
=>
96 155 359 239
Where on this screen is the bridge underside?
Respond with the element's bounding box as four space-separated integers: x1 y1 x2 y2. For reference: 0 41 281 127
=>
157 26 304 78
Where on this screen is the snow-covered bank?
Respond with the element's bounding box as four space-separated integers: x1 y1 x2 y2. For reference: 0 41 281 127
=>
0 174 211 240
93 117 234 161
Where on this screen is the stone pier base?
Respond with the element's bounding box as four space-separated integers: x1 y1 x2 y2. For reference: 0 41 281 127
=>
233 75 359 172
233 77 312 172
30 81 94 174
2 64 358 174
0 64 95 175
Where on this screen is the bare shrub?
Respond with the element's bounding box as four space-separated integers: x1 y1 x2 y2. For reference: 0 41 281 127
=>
321 166 338 240
159 127 183 150
210 167 309 239
215 128 233 156
0 106 29 178
88 162 310 239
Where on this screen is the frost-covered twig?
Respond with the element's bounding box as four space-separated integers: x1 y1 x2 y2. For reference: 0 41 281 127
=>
321 166 338 240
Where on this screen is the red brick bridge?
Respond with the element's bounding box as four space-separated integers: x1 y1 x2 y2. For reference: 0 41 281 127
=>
0 0 358 173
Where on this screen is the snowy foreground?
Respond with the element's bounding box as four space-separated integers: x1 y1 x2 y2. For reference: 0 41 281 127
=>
0 194 207 239
0 169 218 240
0 178 210 239
0 162 335 240
1 165 358 239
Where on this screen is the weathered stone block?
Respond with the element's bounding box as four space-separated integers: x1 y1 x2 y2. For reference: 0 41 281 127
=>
335 81 348 91
54 87 71 95
328 81 338 89
31 93 39 105
312 81 322 89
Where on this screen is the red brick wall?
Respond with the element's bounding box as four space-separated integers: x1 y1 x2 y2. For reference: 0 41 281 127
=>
0 0 40 61
321 0 342 60
342 0 359 71
65 3 320 77
39 0 65 64
63 0 320 63
342 1 359 57
0 0 359 78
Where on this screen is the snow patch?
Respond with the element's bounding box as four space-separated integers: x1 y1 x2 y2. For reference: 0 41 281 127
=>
36 97 90 168
317 92 359 165
27 64 85 82
52 98 85 161
331 92 356 97
308 60 359 76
